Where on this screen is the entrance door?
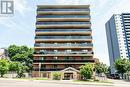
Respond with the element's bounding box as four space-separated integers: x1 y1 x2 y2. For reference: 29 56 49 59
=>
64 73 73 80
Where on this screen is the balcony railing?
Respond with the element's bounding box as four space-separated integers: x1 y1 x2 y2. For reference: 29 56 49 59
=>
35 36 92 39
36 22 91 25
34 43 93 47
34 51 93 55
34 68 63 71
33 68 80 71
35 29 92 32
33 59 95 62
37 8 90 11
36 15 90 18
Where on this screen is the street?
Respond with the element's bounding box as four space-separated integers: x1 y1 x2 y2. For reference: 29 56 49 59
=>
0 79 130 87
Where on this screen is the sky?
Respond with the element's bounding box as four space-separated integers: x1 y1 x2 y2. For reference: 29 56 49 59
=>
0 0 130 65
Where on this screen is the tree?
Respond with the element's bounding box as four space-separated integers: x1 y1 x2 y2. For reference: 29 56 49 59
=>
95 62 108 75
9 61 28 78
114 59 129 79
9 62 19 72
8 45 21 58
0 59 9 77
8 45 33 71
80 63 94 80
15 62 28 78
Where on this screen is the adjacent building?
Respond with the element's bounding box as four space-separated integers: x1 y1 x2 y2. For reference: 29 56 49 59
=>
32 5 95 79
0 48 9 60
105 13 130 74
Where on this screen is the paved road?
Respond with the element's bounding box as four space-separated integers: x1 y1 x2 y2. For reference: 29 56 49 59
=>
0 79 130 87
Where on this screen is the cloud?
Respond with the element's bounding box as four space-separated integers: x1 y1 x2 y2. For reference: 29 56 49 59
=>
13 0 32 16
0 0 32 30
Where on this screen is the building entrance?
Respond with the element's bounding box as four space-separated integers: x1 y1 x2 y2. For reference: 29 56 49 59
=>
64 73 73 80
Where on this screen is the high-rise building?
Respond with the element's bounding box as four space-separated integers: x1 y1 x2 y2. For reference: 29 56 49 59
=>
105 13 130 74
33 5 95 79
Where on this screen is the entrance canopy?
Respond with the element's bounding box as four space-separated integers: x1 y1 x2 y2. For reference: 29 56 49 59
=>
61 67 80 73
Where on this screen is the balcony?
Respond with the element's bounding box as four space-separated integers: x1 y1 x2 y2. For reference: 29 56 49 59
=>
35 43 92 47
33 59 95 63
34 68 63 71
35 29 92 35
37 18 90 22
35 29 91 32
35 29 92 32
35 32 91 36
37 8 90 11
34 50 93 54
36 22 91 28
37 11 90 15
35 39 92 43
33 51 93 57
125 26 130 28
37 8 90 15
34 43 93 49
36 25 90 29
33 54 93 57
36 21 91 25
35 36 92 40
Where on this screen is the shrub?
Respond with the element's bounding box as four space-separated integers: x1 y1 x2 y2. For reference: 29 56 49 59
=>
52 72 61 80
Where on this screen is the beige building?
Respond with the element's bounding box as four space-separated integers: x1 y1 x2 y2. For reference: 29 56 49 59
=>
32 5 95 80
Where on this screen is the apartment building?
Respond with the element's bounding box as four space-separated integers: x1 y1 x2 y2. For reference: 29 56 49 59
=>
106 13 130 74
32 5 95 80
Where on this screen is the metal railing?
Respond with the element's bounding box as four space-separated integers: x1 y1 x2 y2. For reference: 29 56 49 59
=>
34 51 93 55
34 43 93 47
35 29 91 32
35 36 92 39
33 59 95 62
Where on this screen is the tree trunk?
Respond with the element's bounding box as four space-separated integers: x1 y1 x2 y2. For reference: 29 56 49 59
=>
1 74 3 78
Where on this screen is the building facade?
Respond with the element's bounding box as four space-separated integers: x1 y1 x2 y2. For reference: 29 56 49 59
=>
32 5 95 79
105 13 130 74
0 48 9 60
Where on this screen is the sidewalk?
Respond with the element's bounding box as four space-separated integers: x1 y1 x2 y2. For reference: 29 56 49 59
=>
37 80 113 86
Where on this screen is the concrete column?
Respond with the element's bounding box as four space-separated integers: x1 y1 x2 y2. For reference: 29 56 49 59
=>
61 72 64 80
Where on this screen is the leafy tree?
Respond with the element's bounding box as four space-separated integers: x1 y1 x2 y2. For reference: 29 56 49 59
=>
8 45 21 58
11 53 28 63
95 62 108 75
114 59 129 79
15 62 28 78
80 63 94 80
8 45 33 71
9 61 28 78
9 62 19 72
0 59 9 77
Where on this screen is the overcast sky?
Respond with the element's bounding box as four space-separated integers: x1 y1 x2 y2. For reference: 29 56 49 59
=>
0 0 130 65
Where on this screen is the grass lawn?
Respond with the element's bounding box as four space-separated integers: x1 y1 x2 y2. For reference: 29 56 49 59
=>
73 79 113 84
